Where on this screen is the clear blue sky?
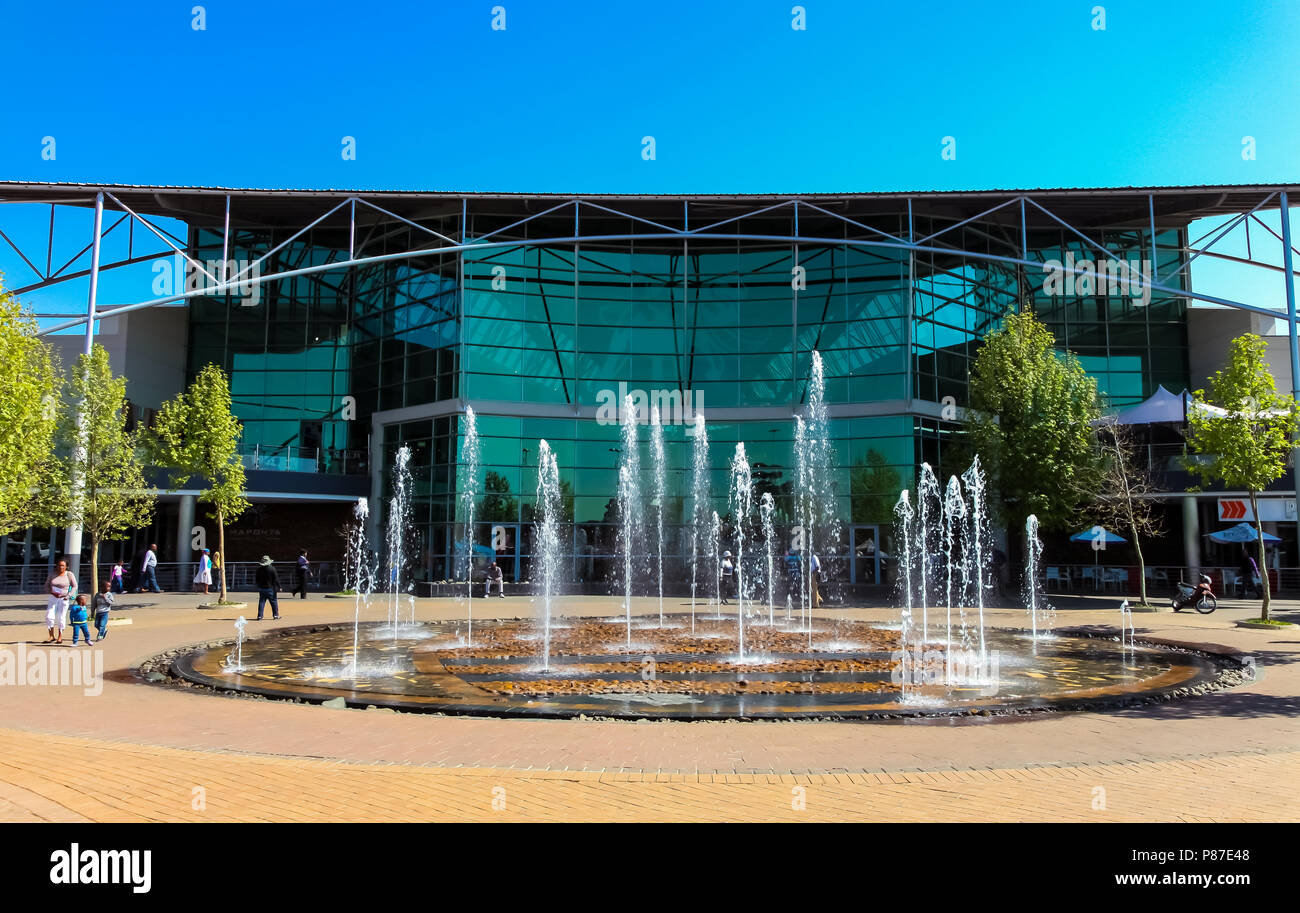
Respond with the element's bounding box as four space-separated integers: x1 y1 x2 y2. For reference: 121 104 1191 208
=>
1 0 1298 319
2 0 1297 192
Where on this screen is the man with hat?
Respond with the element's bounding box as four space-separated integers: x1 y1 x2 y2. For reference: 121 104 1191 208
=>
254 555 281 620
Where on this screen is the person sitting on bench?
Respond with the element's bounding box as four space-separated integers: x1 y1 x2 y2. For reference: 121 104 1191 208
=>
484 561 505 598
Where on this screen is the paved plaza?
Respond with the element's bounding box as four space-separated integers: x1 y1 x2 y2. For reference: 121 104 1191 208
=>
1 591 1297 822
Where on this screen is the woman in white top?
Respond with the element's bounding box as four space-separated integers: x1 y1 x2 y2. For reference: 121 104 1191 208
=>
45 559 77 644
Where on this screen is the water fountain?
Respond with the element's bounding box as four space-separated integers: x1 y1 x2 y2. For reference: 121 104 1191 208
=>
961 456 990 664
171 350 1241 720
1025 513 1044 640
534 440 562 670
617 395 642 646
709 510 721 610
385 444 414 639
802 351 840 610
1119 600 1135 652
941 475 968 674
760 492 776 627
460 406 480 644
224 615 247 673
729 443 753 659
793 415 810 630
916 463 941 644
688 413 709 632
894 491 915 700
346 497 375 677
650 405 667 627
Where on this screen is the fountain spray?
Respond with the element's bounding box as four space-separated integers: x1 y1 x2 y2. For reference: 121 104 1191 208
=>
461 406 480 645
761 491 776 627
617 395 642 647
651 405 667 627
534 440 562 670
689 413 709 633
730 443 753 660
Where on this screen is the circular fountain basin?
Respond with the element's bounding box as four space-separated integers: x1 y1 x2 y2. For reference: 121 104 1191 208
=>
163 612 1236 720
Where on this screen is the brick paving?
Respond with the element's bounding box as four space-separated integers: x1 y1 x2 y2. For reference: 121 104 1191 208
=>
0 591 1297 822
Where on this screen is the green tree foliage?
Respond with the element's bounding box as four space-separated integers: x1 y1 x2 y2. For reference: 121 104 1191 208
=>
968 307 1102 535
850 450 902 524
55 345 156 590
150 363 249 602
479 471 519 522
0 277 62 535
1186 334 1298 618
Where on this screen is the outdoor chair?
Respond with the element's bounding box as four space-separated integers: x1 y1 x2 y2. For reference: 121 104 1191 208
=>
1045 566 1069 591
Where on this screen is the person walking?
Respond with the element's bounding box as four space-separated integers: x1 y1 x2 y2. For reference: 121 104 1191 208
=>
720 551 735 605
211 550 223 594
293 549 311 599
110 560 126 594
92 580 114 642
44 558 76 644
138 543 162 593
255 555 281 620
192 548 213 595
68 594 93 646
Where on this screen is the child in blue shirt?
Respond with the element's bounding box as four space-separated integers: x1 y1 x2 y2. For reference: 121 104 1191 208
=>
69 594 92 646
93 581 114 642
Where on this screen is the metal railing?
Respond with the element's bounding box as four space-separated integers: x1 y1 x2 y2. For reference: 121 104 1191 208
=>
0 561 342 595
1035 563 1292 598
237 443 369 475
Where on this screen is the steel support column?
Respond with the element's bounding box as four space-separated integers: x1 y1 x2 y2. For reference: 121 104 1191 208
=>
1280 191 1300 542
63 191 103 577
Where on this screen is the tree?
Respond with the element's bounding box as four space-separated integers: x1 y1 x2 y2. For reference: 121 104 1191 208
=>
850 450 902 524
0 277 62 536
479 471 519 522
54 345 156 591
150 363 250 602
1186 334 1298 619
1089 423 1163 606
968 307 1102 536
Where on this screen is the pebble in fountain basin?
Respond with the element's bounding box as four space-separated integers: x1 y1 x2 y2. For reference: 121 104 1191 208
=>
165 614 1235 720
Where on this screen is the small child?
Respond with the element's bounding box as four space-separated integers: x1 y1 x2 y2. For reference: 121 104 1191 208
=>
69 594 92 646
111 560 125 594
93 581 114 642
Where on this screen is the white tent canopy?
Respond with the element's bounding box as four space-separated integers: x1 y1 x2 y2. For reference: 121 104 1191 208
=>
1099 385 1289 425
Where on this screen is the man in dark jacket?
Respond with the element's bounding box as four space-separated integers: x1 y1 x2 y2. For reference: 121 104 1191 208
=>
255 555 281 620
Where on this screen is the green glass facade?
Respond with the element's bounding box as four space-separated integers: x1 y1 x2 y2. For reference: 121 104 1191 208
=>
182 197 1189 589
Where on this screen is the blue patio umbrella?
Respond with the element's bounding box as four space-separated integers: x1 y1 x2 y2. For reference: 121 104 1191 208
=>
1070 526 1127 572
1070 527 1127 545
1205 522 1281 544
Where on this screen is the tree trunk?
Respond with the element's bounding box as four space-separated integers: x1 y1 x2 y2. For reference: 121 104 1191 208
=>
89 534 99 602
217 508 227 603
1130 519 1146 605
1249 490 1269 619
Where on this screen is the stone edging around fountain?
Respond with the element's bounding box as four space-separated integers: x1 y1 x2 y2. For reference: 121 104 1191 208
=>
138 622 1257 723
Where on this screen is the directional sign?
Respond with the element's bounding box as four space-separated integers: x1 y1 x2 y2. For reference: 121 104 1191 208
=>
1218 498 1297 522
1219 498 1250 521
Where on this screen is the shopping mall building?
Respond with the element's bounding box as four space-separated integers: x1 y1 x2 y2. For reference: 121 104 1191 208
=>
1 182 1298 595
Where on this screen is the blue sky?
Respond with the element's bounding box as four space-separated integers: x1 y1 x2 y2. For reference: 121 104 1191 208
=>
1 0 1297 317
2 0 1297 192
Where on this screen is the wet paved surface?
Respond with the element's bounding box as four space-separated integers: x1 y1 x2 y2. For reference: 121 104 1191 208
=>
1 591 1297 821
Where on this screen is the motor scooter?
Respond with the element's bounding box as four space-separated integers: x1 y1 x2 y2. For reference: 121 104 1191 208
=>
1171 573 1217 614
